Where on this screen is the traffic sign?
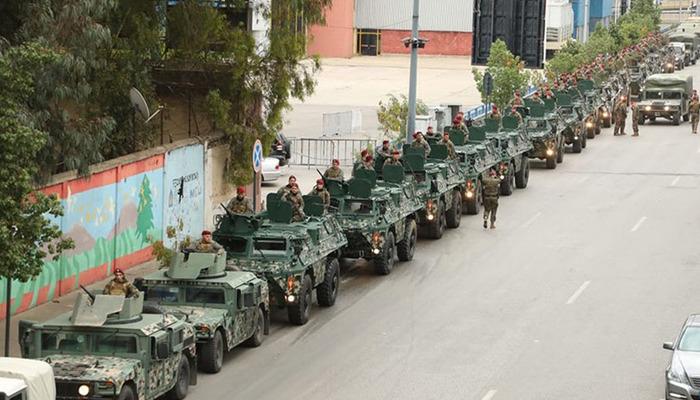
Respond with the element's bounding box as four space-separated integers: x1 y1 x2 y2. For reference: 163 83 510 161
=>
252 140 263 173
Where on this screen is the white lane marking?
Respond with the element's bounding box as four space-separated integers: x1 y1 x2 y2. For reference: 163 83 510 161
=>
671 176 681 187
522 212 542 228
630 216 647 232
566 281 591 305
481 390 497 400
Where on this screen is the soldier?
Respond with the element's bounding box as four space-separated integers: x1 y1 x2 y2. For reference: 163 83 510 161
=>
410 132 431 158
359 155 374 170
613 98 628 136
690 96 700 134
308 178 330 209
452 117 468 135
489 105 501 120
544 86 555 99
282 183 306 222
482 169 502 230
188 230 224 254
531 91 544 104
324 159 345 181
509 106 523 126
440 132 457 159
376 140 392 159
277 175 297 196
103 268 139 298
512 90 524 107
693 90 699 102
630 101 640 137
384 149 403 166
226 186 253 214
425 126 437 138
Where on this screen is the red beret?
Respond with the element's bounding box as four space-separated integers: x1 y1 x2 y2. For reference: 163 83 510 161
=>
202 230 211 235
332 159 339 164
236 186 245 194
114 268 123 275
412 132 419 138
316 178 324 185
392 149 400 155
383 140 389 144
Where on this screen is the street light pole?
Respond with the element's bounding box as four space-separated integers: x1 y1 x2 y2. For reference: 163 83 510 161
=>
406 0 420 145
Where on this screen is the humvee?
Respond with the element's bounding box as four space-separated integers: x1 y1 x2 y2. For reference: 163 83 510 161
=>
214 199 347 325
19 293 197 400
138 251 269 373
482 116 533 195
638 74 693 126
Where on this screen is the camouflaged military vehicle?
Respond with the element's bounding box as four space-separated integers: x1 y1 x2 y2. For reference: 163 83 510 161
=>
521 101 565 169
214 199 347 325
137 251 269 374
19 292 197 400
329 166 421 274
638 74 693 126
446 126 501 215
482 116 533 195
403 144 465 238
577 80 603 139
555 93 586 154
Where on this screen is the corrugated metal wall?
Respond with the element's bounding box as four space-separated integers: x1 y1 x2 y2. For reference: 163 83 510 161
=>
355 0 473 32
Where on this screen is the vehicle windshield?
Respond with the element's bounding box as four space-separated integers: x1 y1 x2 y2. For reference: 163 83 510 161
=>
185 287 226 304
144 285 226 304
679 326 700 351
343 200 374 215
646 91 682 100
145 286 180 303
40 331 137 355
253 238 288 257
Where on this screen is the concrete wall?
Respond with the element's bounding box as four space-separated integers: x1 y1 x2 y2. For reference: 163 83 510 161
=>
355 0 473 32
307 0 355 58
381 30 472 56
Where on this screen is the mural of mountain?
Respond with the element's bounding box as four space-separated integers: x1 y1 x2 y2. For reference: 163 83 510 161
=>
62 224 96 257
111 201 138 239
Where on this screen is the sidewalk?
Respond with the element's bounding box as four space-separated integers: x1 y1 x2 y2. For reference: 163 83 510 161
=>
0 260 161 357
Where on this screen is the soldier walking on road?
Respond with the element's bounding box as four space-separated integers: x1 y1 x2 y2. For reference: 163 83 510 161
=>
308 179 330 209
227 186 253 214
482 169 502 230
613 99 628 136
103 268 139 298
690 97 700 134
630 101 640 137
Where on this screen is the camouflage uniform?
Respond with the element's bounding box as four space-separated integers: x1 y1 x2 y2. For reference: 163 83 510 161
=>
410 138 431 158
103 278 139 297
441 138 457 159
482 175 501 228
324 166 344 181
376 145 392 159
630 103 640 136
690 98 700 134
188 239 223 254
226 195 252 214
512 96 524 107
510 111 523 126
613 100 628 136
308 186 331 208
277 184 294 197
282 191 306 222
358 160 374 170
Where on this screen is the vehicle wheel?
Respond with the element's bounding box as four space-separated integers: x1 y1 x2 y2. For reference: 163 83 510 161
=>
426 202 446 239
515 156 529 189
581 132 587 149
572 137 582 153
166 356 190 400
244 307 265 347
595 123 601 134
684 113 690 122
650 116 656 122
199 330 224 373
586 127 595 139
316 258 339 307
499 164 515 196
117 385 136 400
546 154 556 169
287 275 312 325
603 118 611 128
397 219 417 262
673 112 681 126
463 180 482 215
556 142 564 163
445 192 461 228
374 232 395 275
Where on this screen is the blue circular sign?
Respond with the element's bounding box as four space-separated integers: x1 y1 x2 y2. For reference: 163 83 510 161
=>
252 140 263 173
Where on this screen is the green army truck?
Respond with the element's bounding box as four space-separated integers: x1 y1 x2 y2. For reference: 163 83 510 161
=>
482 116 533 196
137 251 269 374
638 74 693 126
669 33 699 65
522 102 565 169
555 93 586 154
447 127 501 215
214 199 347 326
19 293 197 400
403 144 465 238
328 166 422 274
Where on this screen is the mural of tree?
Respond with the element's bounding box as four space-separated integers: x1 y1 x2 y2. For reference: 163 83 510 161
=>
136 175 154 242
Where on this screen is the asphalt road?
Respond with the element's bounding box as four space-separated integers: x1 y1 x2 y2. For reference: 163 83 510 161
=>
187 64 700 400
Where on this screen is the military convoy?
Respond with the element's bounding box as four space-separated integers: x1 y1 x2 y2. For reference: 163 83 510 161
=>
637 74 693 125
483 116 533 195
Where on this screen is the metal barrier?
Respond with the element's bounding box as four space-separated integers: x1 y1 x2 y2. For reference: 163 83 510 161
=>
289 137 378 168
465 85 539 120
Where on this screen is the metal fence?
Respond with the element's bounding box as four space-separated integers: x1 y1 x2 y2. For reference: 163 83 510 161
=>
289 137 378 168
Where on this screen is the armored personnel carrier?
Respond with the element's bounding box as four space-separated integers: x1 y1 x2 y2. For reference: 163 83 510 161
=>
137 251 269 373
522 101 565 169
329 165 422 274
214 199 346 325
19 292 197 400
555 93 586 154
577 80 603 139
482 116 533 195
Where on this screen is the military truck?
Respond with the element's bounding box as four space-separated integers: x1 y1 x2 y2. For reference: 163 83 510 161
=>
0 358 55 399
669 33 699 65
403 144 465 238
214 199 346 325
137 251 269 373
328 166 422 274
638 74 693 126
19 293 197 400
670 43 687 70
555 93 586 153
446 126 501 215
522 101 565 169
482 116 533 195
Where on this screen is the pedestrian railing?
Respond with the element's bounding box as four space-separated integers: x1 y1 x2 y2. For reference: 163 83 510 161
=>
289 137 378 168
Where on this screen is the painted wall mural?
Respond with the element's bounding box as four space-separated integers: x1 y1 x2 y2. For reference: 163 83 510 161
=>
163 145 205 248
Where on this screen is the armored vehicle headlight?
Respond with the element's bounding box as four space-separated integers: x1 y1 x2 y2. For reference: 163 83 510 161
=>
602 112 609 117
664 106 670 111
466 191 474 199
78 384 90 396
645 106 651 111
586 122 593 128
372 248 381 255
546 149 554 156
286 295 296 303
668 63 673 67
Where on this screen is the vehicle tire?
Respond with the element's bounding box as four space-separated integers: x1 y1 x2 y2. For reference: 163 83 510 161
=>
117 385 136 400
374 232 395 275
684 113 690 122
603 118 611 128
650 116 656 122
426 202 446 240
595 123 601 134
316 258 339 307
515 156 529 189
499 164 515 196
445 191 461 229
581 132 587 149
463 180 482 215
397 219 417 262
572 137 582 153
586 127 595 139
244 307 265 347
546 154 556 169
287 274 312 325
674 112 681 126
199 330 224 373
556 142 564 164
166 356 190 400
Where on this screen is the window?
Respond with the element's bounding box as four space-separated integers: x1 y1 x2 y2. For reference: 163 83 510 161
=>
343 200 373 214
95 334 137 354
357 29 381 56
679 326 700 351
218 236 248 254
145 286 180 303
41 331 89 354
185 287 225 304
645 91 662 99
665 92 682 100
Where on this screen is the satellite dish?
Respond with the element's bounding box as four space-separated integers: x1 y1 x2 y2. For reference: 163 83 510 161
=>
130 88 150 120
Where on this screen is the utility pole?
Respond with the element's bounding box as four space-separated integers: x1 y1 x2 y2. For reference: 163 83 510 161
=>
406 0 420 145
583 0 590 42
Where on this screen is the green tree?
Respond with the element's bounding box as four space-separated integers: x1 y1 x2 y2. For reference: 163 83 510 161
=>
136 175 154 242
376 94 429 141
472 40 532 111
0 42 73 283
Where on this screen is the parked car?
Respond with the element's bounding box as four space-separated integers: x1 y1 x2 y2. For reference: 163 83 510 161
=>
271 133 291 166
262 157 288 182
663 314 700 400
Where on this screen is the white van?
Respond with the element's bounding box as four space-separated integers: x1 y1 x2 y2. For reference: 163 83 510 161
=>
0 358 54 400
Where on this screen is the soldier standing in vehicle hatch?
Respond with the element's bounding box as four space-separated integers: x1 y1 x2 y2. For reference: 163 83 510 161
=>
103 268 140 298
324 159 345 181
410 132 431 158
282 183 306 222
440 132 456 159
690 97 700 134
188 230 224 254
308 179 330 209
384 149 403 166
226 186 253 214
482 169 502 230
